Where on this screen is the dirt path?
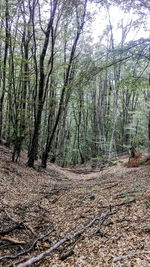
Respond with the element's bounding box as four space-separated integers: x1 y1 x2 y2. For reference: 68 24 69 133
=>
0 147 150 266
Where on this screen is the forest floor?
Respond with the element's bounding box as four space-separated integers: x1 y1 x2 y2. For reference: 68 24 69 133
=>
0 144 150 267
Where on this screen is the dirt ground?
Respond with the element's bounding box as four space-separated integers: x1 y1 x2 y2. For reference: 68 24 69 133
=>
0 144 150 266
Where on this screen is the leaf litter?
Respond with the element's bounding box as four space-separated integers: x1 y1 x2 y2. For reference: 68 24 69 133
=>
0 145 149 266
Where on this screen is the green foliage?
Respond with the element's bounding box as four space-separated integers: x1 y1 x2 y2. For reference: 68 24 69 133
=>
90 155 108 168
146 201 150 209
131 135 150 149
0 0 150 166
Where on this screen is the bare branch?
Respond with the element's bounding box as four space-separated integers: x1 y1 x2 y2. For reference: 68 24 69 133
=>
17 211 116 267
0 231 53 261
113 251 150 263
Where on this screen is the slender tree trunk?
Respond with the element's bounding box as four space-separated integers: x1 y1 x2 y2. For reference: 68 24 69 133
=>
73 96 85 164
108 14 126 159
148 111 150 152
108 82 118 159
108 20 119 159
148 73 150 152
91 82 98 160
0 21 2 90
0 0 9 140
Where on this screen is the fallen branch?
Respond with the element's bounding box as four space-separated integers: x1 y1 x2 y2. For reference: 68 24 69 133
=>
104 183 118 190
0 236 26 245
4 209 20 224
90 211 116 236
98 199 135 209
113 251 150 263
115 188 145 199
78 193 95 202
17 211 116 267
0 231 52 261
3 209 39 238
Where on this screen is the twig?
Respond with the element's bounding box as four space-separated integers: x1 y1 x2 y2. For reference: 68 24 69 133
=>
114 199 135 207
78 193 95 202
89 211 116 236
4 209 20 224
17 211 116 267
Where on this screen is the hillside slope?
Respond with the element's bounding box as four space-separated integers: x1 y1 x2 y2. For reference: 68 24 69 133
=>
0 145 150 266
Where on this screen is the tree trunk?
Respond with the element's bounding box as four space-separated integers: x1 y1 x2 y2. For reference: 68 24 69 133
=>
0 0 9 140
